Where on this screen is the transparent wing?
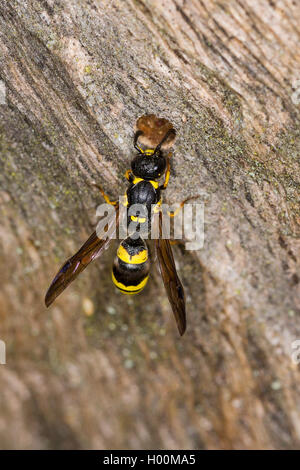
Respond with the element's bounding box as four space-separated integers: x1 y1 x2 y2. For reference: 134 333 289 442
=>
155 211 186 335
45 205 119 307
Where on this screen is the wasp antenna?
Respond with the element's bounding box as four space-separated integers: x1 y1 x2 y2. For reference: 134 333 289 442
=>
133 130 144 152
154 128 176 154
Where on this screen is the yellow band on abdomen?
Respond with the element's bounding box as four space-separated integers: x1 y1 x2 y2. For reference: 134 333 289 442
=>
117 244 148 264
112 272 149 294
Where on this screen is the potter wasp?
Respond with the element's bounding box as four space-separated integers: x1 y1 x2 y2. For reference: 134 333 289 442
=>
45 116 191 335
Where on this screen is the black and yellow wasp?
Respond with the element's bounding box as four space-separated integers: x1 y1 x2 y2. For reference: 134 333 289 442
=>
45 127 187 335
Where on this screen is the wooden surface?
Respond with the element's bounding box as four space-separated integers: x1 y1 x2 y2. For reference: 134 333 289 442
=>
0 0 299 449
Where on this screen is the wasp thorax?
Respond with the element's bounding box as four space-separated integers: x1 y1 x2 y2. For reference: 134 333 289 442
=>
131 154 166 180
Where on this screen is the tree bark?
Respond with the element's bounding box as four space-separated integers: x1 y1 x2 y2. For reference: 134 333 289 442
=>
0 0 299 449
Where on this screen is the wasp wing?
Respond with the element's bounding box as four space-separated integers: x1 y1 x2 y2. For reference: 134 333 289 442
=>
45 205 119 307
155 211 186 335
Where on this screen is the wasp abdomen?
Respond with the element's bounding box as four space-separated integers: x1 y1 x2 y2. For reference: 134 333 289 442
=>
112 237 150 295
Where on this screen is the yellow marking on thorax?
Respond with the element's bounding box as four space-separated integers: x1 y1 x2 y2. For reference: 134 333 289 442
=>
112 272 149 293
136 147 155 156
117 245 148 264
132 176 159 189
150 179 159 189
131 215 147 223
132 176 144 185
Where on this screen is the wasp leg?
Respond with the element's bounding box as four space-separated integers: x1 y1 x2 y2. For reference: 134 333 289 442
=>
92 183 117 206
169 238 190 246
168 195 200 217
159 155 171 191
124 169 134 183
